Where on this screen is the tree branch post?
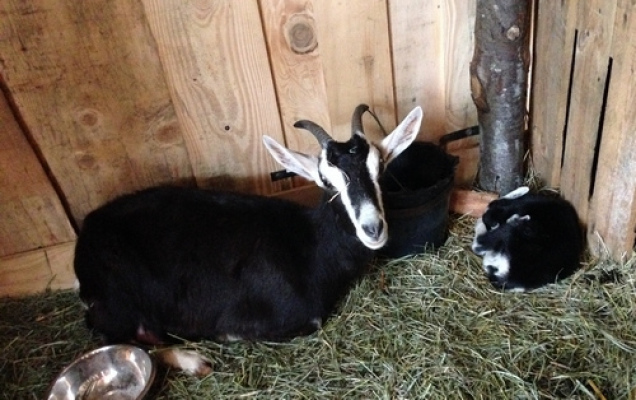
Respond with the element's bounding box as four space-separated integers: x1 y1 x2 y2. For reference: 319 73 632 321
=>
470 0 532 194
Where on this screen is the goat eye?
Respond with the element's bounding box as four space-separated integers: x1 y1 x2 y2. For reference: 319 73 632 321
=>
349 146 357 154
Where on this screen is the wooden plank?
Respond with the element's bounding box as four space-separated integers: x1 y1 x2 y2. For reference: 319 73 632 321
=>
389 0 446 141
0 90 76 257
587 0 636 260
559 0 617 223
259 0 332 189
390 0 478 186
142 0 286 195
443 0 478 133
0 242 75 298
259 0 330 156
0 1 194 225
313 0 395 142
530 0 577 187
450 189 498 218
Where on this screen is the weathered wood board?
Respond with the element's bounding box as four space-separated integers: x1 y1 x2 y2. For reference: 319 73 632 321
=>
530 0 577 187
312 0 396 142
5 1 630 297
390 0 477 142
559 0 617 223
0 89 75 257
586 0 636 260
531 0 635 259
0 1 194 226
142 0 288 194
0 242 75 297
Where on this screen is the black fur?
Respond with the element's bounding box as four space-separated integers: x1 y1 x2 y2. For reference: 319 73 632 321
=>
472 190 585 291
74 105 423 349
75 186 373 344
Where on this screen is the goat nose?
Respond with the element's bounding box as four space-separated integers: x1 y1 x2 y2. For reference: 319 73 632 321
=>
363 221 384 240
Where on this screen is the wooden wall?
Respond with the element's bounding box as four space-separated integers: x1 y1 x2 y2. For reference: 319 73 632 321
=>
2 0 635 298
0 0 477 296
531 0 636 262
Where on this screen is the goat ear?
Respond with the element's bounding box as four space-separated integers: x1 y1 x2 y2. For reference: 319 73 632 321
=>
262 135 321 183
502 186 530 199
379 106 422 164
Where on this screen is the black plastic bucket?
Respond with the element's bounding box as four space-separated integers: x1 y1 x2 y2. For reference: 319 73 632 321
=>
379 141 458 258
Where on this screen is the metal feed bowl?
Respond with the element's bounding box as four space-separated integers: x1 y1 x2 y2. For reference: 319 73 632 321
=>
46 344 155 400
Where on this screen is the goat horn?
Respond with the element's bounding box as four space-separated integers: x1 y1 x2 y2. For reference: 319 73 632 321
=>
351 104 370 136
294 120 333 147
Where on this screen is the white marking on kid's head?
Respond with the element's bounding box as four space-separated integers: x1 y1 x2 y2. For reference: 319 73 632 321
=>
483 251 510 278
502 186 530 199
472 218 487 254
506 214 531 224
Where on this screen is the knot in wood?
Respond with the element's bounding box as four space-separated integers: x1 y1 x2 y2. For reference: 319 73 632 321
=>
154 123 181 145
75 108 101 128
506 25 520 41
75 152 97 170
285 14 318 54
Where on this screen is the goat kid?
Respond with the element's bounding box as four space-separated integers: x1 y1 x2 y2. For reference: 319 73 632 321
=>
74 104 423 375
471 186 584 292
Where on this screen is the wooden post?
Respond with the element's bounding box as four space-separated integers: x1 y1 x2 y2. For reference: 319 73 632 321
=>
470 0 532 194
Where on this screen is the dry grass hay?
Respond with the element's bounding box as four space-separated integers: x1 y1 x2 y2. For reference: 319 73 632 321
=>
1 216 635 399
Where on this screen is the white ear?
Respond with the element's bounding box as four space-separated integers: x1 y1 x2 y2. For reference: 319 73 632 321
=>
379 106 423 164
506 214 531 224
502 186 530 199
262 135 321 183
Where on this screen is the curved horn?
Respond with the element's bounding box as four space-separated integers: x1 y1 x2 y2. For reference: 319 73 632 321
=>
294 120 333 147
351 104 370 136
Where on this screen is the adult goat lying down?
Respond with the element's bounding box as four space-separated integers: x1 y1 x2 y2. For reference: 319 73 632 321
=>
74 104 423 375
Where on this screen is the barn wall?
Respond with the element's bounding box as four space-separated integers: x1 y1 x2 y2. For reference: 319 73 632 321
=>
0 0 477 296
531 0 636 261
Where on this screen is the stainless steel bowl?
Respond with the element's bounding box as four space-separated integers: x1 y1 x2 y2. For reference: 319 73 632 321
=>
46 344 155 400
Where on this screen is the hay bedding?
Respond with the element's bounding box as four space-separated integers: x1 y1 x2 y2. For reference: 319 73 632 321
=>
1 216 635 399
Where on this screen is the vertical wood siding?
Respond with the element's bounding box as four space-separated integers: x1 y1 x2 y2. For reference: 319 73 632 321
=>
22 0 636 296
531 0 636 261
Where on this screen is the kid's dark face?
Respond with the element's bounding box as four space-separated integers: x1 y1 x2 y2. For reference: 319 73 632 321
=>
482 199 519 230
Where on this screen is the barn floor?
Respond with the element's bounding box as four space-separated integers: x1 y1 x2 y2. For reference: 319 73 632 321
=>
1 215 635 399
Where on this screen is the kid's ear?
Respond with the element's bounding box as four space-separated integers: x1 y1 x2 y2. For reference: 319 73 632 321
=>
502 186 530 199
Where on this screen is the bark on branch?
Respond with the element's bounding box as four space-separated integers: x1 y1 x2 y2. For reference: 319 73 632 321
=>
470 0 532 194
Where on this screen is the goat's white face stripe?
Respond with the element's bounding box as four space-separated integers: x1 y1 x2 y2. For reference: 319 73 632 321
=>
317 143 387 249
366 144 382 183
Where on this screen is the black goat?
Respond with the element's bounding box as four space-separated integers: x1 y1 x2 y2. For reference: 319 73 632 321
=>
471 186 584 291
74 104 422 374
